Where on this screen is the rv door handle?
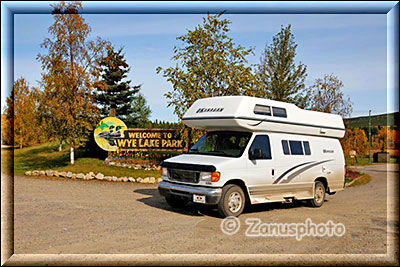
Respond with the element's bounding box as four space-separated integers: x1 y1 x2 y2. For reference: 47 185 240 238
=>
322 166 331 174
272 169 275 176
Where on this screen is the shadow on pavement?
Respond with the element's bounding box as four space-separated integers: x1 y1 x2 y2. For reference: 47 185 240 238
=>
244 200 317 215
134 188 203 217
133 188 321 218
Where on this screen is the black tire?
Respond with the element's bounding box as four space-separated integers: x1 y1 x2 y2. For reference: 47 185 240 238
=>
308 181 326 207
218 184 246 217
165 196 188 208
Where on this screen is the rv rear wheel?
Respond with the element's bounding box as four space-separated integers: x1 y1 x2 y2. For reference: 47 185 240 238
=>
218 184 245 217
165 196 188 208
308 181 326 207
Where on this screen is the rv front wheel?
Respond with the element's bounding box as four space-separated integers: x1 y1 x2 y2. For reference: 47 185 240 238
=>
218 184 245 217
308 181 326 207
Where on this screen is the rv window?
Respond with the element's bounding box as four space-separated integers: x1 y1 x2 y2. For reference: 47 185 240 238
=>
249 135 272 159
254 104 271 116
272 107 287 118
303 141 311 155
289 141 304 155
281 140 290 155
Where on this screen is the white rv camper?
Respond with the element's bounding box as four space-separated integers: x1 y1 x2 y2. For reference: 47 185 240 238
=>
158 96 346 217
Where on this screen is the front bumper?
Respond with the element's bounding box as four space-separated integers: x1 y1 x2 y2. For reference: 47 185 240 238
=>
158 181 222 205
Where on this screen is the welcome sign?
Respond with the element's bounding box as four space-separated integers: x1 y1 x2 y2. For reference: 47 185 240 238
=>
116 129 186 151
95 117 187 151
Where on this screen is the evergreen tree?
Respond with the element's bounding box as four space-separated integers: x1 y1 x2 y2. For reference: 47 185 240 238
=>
126 93 151 127
94 46 150 126
257 25 308 107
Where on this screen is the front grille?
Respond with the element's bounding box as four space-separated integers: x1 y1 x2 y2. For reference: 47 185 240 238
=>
168 169 200 183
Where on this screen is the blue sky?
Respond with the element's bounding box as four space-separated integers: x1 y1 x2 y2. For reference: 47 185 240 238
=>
9 10 391 122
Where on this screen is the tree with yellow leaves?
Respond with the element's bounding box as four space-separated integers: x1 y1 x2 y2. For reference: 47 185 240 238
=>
373 126 399 152
340 127 368 157
307 74 353 118
37 1 108 164
5 78 37 148
1 114 12 145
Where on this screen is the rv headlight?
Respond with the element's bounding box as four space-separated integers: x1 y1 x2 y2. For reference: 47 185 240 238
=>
161 167 168 178
199 171 221 182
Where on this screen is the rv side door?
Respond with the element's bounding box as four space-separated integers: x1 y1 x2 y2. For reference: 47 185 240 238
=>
246 134 274 187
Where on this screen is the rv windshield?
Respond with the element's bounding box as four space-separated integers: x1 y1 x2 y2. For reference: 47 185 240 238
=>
188 131 252 157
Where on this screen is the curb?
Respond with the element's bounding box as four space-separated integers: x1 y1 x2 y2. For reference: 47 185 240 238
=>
345 174 367 187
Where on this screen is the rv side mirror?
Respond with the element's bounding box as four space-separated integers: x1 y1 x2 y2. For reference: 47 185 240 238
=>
249 148 263 160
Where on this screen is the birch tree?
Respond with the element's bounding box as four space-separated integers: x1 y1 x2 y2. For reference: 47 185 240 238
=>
37 1 108 164
306 74 353 117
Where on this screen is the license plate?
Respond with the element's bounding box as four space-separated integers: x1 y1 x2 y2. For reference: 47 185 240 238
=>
193 194 206 204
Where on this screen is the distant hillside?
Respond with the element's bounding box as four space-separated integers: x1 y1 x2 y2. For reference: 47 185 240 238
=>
344 112 399 127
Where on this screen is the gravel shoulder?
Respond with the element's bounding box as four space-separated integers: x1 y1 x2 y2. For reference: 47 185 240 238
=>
12 164 398 258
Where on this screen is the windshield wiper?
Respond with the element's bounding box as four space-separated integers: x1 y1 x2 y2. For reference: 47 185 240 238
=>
208 150 230 156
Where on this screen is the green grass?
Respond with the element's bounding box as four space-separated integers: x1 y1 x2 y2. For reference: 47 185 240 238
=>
2 142 160 178
346 173 372 187
345 156 370 166
344 178 353 184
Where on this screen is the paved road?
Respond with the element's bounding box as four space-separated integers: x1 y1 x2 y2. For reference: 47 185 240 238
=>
13 164 398 258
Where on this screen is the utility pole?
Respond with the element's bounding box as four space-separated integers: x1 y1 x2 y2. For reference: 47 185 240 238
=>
368 110 371 163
